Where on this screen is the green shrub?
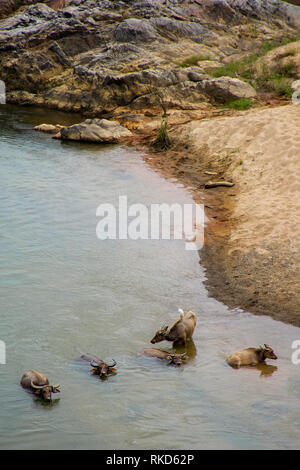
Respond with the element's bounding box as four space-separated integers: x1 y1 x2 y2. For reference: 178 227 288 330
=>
260 34 300 54
275 60 297 78
208 54 258 79
224 98 253 110
255 60 296 97
208 44 297 99
272 78 293 98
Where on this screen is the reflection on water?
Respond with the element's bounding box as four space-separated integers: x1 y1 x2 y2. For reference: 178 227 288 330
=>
255 363 278 377
0 105 300 450
174 339 198 361
33 398 61 408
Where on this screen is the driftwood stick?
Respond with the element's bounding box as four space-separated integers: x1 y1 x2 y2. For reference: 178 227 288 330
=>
205 181 235 189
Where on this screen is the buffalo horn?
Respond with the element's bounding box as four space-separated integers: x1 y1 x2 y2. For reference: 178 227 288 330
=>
90 361 100 368
30 381 45 390
108 359 117 368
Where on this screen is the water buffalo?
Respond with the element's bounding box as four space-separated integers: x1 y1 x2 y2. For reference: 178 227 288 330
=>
80 354 117 378
151 309 197 347
141 348 188 366
20 370 60 402
226 344 278 368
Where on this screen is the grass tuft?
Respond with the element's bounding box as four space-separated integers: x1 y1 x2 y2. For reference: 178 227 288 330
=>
152 120 171 150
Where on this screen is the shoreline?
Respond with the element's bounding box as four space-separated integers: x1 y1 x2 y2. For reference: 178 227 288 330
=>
131 103 300 327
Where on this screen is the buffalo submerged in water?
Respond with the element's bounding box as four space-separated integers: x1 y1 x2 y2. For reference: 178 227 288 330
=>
20 370 60 402
80 354 117 378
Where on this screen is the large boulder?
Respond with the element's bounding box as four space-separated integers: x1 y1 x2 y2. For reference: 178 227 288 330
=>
59 118 132 143
199 77 257 102
114 18 157 43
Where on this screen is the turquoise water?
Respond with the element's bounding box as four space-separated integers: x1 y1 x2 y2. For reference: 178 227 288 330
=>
0 105 300 450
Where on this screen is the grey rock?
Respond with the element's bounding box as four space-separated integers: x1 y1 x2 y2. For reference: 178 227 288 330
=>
151 17 212 43
114 18 157 43
26 3 57 20
60 118 132 142
199 77 257 102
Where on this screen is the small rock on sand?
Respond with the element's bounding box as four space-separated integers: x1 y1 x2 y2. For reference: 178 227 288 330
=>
34 124 64 133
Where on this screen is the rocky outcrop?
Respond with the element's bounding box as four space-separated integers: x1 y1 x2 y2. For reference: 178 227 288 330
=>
58 118 132 142
0 0 299 115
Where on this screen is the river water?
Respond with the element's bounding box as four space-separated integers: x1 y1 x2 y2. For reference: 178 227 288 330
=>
0 105 300 450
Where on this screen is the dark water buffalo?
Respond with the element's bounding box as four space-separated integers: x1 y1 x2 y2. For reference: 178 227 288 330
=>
20 370 60 401
80 354 117 378
141 348 188 366
151 310 197 347
226 344 278 368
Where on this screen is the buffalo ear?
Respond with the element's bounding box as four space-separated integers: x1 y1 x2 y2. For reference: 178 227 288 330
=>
163 326 168 332
264 344 270 349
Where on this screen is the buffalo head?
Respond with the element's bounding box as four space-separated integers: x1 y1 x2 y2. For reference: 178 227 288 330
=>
31 382 60 401
90 359 117 378
166 352 188 366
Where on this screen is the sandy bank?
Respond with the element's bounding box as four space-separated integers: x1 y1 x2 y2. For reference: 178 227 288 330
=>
143 104 300 325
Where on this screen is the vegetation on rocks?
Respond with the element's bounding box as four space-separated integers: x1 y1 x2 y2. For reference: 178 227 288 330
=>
208 34 300 98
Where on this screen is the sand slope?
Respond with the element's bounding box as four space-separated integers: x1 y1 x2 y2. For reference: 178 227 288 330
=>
176 104 300 323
